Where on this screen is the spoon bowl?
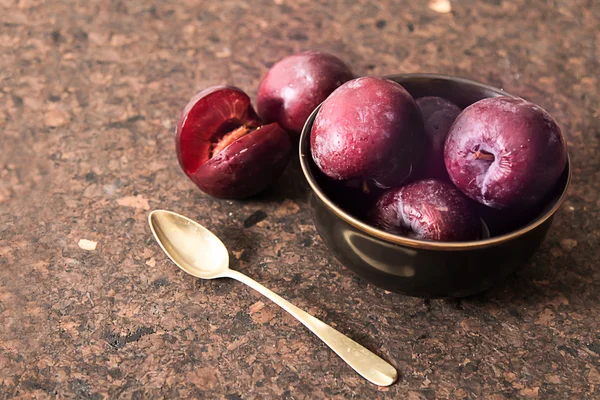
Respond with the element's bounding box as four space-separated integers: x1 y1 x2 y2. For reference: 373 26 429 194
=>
148 209 398 386
149 210 229 279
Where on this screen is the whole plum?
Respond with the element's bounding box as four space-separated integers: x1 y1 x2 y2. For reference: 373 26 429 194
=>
445 96 567 209
370 179 481 242
310 77 426 188
416 96 461 181
257 51 354 136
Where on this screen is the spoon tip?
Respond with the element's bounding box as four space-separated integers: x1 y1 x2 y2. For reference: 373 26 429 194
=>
148 209 174 231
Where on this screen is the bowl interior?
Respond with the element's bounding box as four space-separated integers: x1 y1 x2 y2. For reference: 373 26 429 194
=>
299 73 571 251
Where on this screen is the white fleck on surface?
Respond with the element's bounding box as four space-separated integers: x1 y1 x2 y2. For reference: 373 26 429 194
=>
117 195 150 210
429 0 452 13
78 239 97 251
147 161 166 171
103 183 117 196
560 239 578 252
249 301 266 313
215 47 231 58
44 109 69 127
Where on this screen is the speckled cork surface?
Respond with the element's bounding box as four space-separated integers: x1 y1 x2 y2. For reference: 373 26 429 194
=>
1 0 599 398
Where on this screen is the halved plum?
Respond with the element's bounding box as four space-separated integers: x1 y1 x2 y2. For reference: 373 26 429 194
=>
176 86 292 199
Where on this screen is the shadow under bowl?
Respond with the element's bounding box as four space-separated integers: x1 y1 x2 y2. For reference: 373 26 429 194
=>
299 73 571 299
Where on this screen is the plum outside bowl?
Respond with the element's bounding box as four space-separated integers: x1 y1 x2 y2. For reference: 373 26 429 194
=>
299 73 571 298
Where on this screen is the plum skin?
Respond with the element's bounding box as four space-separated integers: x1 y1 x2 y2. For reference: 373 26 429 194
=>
444 96 567 210
194 124 291 199
310 76 426 188
416 96 461 182
176 86 291 199
257 51 354 136
370 179 481 242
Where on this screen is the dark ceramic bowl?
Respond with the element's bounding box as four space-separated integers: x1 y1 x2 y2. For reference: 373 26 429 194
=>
299 73 571 298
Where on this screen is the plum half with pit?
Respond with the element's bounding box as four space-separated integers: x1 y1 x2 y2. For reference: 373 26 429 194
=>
311 76 426 188
444 96 567 209
176 86 291 199
370 179 481 242
257 51 354 136
416 96 461 181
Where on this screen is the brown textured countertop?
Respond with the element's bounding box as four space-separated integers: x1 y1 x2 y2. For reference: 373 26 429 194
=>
1 0 599 398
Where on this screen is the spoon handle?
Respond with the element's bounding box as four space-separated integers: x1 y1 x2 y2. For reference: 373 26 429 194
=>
223 269 398 386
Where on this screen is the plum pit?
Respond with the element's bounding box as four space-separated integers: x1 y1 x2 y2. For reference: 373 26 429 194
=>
210 122 258 158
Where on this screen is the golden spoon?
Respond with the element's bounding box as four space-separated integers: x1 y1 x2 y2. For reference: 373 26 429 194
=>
148 210 397 386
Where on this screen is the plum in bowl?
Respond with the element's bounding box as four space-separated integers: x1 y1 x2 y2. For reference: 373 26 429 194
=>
299 74 571 298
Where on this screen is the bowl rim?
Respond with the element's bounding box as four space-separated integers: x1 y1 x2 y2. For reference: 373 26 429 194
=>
299 73 572 251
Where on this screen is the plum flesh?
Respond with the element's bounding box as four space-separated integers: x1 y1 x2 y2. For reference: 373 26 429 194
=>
371 179 481 242
444 96 567 209
176 86 291 199
257 51 354 136
310 77 426 188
